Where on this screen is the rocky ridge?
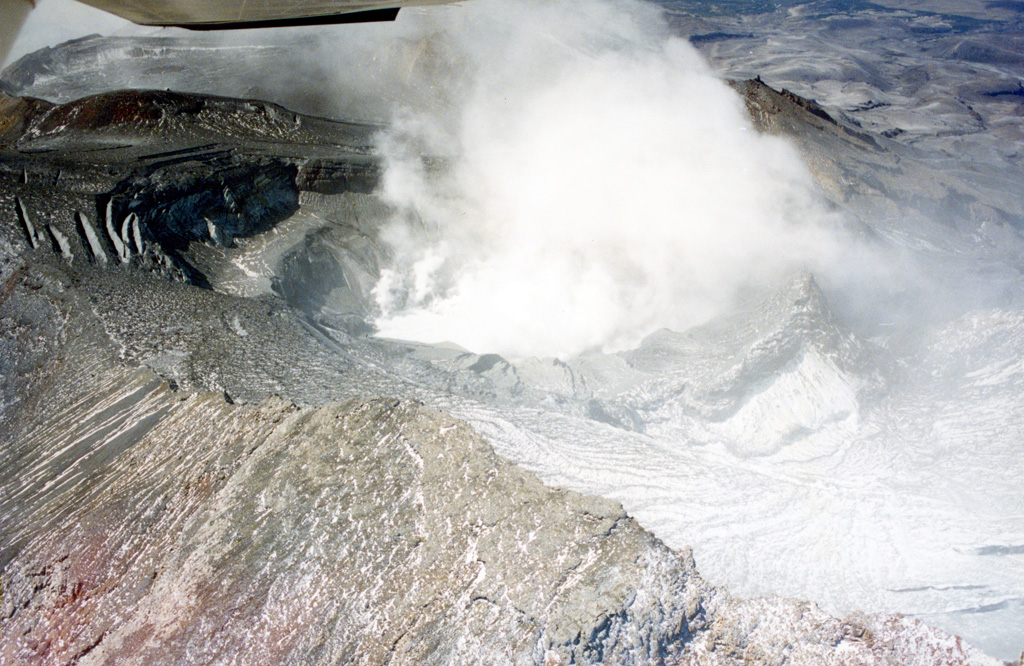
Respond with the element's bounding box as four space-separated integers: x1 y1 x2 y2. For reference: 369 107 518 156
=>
0 258 1001 665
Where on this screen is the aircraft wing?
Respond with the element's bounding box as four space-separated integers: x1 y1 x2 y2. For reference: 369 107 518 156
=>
70 0 458 29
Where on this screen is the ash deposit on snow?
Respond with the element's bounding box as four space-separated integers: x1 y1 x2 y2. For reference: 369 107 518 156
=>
1 0 1023 663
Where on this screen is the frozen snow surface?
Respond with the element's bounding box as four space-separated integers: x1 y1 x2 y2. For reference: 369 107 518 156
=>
448 277 1024 662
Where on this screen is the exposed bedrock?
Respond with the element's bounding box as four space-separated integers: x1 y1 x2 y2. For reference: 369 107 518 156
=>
728 77 1024 233
0 264 999 666
0 88 384 296
110 161 301 251
0 374 707 663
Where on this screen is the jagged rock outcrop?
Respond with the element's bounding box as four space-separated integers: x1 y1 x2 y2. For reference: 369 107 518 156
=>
0 319 708 664
0 88 383 293
727 77 1024 237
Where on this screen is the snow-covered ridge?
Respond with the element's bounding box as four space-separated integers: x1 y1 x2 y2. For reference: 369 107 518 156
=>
612 274 877 455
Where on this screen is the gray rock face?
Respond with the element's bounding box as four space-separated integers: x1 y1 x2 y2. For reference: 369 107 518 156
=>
0 337 705 664
0 264 999 666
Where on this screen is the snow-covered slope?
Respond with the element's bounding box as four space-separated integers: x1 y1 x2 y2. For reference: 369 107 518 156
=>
447 272 1024 661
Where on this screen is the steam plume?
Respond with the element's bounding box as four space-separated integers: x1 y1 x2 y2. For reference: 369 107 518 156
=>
371 0 847 358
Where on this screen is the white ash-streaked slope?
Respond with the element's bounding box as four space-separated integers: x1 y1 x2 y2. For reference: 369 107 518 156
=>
1 259 999 666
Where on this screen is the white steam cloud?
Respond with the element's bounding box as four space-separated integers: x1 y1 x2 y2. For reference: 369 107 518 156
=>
371 0 847 358
3 0 878 360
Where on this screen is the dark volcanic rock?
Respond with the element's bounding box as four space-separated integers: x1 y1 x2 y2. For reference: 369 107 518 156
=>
112 161 301 250
728 77 1024 233
0 89 383 290
8 89 379 153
